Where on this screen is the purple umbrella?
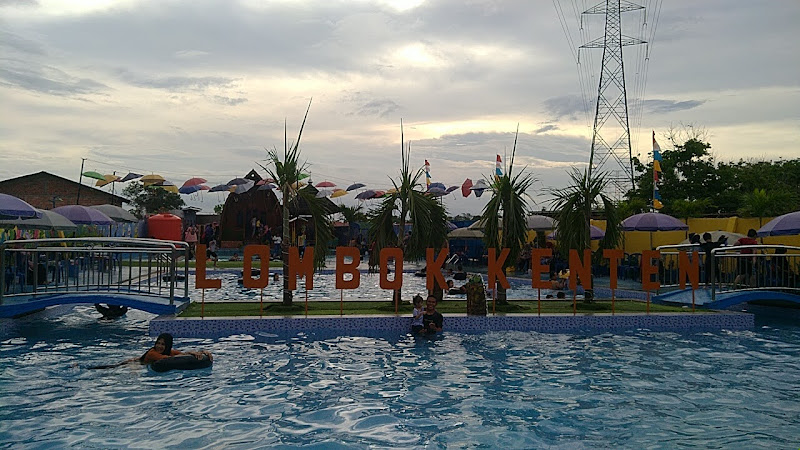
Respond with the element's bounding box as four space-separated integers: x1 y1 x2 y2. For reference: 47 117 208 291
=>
355 190 377 200
548 225 605 241
0 193 40 218
209 184 233 193
179 185 203 194
51 205 114 225
428 182 446 191
757 211 800 237
621 212 688 231
427 187 446 197
119 172 142 182
445 186 459 194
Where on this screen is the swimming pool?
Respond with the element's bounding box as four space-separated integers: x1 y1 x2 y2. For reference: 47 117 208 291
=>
1 305 798 448
191 271 558 302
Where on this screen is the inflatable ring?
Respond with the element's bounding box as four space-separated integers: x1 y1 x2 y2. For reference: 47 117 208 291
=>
151 353 213 372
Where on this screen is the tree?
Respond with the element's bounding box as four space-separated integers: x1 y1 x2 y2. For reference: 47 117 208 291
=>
550 168 622 300
339 204 367 244
258 100 333 306
738 188 796 227
213 204 224 215
367 122 449 307
480 127 536 305
122 182 184 219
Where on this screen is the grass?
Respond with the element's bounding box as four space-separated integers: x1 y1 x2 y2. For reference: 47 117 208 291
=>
179 299 696 317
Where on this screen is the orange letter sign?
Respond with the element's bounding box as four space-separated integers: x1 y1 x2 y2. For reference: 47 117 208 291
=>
678 250 700 290
641 250 661 291
425 248 448 290
487 248 511 291
603 249 624 290
243 245 269 289
195 244 221 289
530 248 552 289
568 249 592 290
336 246 360 289
288 247 314 290
380 248 403 290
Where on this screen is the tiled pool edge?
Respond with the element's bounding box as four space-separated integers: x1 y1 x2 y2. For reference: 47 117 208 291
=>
150 312 754 338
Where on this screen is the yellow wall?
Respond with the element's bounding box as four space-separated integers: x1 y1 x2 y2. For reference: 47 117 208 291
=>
587 216 800 254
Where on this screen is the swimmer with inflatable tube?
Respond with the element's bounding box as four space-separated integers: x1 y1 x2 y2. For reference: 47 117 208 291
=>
89 333 212 371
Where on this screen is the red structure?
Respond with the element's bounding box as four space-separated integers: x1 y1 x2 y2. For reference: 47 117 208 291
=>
148 213 182 241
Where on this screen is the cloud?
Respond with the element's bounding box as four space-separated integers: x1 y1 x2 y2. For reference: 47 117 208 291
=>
533 124 559 134
211 95 247 106
353 98 401 118
0 58 107 96
543 95 585 120
644 99 706 114
113 68 237 92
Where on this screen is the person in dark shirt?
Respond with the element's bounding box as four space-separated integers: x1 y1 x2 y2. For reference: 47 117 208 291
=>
421 295 443 335
700 232 727 285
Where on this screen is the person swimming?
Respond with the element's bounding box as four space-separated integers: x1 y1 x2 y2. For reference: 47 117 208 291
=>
89 333 212 369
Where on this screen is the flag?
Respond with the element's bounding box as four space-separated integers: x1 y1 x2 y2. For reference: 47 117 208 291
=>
424 159 431 187
495 154 502 180
653 131 663 209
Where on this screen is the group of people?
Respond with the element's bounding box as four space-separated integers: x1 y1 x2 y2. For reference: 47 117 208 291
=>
411 294 443 335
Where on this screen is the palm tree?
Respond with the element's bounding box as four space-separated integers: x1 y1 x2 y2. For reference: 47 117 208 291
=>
480 128 536 305
258 100 333 306
367 122 449 307
549 168 622 300
738 188 795 227
339 204 367 244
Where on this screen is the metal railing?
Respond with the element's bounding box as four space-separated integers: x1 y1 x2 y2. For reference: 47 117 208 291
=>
655 244 800 300
1 237 190 305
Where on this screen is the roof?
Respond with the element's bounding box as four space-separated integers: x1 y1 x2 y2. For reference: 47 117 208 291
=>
0 171 129 204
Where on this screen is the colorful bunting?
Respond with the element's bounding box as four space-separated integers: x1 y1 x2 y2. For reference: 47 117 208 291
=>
653 131 663 210
424 160 431 188
495 154 503 180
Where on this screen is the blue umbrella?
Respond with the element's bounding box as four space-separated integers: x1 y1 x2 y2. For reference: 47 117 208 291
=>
0 193 40 218
119 172 142 182
51 205 114 225
179 185 203 194
757 211 800 237
209 184 233 193
347 183 366 191
428 182 446 191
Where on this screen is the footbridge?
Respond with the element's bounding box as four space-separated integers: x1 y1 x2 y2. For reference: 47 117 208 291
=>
653 244 800 309
1 237 191 318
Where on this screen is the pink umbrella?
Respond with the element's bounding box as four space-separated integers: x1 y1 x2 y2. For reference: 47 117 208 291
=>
316 181 336 188
182 177 207 188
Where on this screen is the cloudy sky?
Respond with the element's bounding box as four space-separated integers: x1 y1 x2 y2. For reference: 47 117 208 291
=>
1 0 798 215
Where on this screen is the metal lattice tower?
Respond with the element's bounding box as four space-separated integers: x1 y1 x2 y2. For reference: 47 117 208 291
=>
582 0 646 196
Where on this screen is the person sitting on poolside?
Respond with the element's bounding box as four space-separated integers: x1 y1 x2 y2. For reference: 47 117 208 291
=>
139 333 211 365
421 295 443 335
446 279 467 295
556 291 566 299
453 264 468 281
229 252 241 262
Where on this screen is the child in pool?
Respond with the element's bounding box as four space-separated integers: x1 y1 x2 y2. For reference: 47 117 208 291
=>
411 295 424 334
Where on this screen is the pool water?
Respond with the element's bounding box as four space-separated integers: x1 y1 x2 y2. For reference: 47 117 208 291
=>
1 306 799 448
192 271 557 302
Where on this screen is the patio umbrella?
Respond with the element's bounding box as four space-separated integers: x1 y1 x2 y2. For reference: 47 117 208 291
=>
445 186 459 194
446 221 458 231
52 205 114 225
316 189 333 198
316 181 336 188
257 183 277 191
548 225 605 241
179 185 204 194
95 174 120 187
227 177 250 186
347 183 366 191
89 204 138 223
471 179 489 197
355 190 377 200
209 184 233 193
757 211 800 237
429 182 446 191
182 177 207 188
427 187 446 197
461 178 473 197
622 212 688 250
526 215 556 231
140 174 165 186
0 193 40 218
621 212 688 231
0 208 77 230
152 181 179 194
82 171 105 181
448 228 484 239
330 189 348 198
119 172 142 182
231 180 255 194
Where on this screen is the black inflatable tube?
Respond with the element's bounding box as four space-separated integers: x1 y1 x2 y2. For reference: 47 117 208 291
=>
150 354 212 373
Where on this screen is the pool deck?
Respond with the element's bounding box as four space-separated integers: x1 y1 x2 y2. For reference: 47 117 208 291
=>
150 310 754 338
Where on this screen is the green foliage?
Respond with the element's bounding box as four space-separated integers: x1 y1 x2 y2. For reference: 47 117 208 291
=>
481 128 536 269
627 130 799 217
339 205 367 224
122 182 184 218
257 100 333 305
549 169 622 257
213 204 224 215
